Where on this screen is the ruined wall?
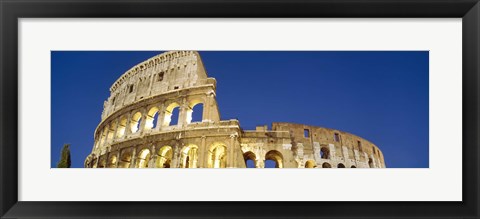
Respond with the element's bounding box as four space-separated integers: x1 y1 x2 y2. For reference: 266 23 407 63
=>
272 122 386 168
85 51 386 168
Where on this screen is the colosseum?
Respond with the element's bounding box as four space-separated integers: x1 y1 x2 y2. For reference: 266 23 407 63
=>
84 51 386 168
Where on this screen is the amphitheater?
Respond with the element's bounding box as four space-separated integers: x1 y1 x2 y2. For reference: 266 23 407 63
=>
84 51 386 168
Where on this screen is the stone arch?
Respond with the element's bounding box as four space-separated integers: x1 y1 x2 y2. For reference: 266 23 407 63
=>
116 116 127 138
337 163 345 168
107 155 117 168
322 162 332 168
130 111 142 133
156 146 173 168
118 150 132 168
145 106 160 129
107 121 116 142
243 151 257 168
187 98 204 124
305 160 316 168
368 158 374 168
265 150 283 168
351 165 356 168
163 102 180 126
135 148 151 168
180 145 198 168
208 143 227 168
320 146 330 159
99 127 108 147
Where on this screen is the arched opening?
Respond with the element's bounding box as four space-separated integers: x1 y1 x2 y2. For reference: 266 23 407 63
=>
107 122 116 142
322 162 332 168
99 127 107 147
265 150 283 168
305 160 316 168
368 158 374 168
156 146 173 168
107 155 117 168
180 145 198 168
320 147 330 159
118 151 132 168
243 151 257 168
135 148 151 168
208 143 227 168
163 103 180 126
116 116 127 138
145 107 159 130
351 165 356 168
130 112 142 133
187 102 204 124
337 163 345 168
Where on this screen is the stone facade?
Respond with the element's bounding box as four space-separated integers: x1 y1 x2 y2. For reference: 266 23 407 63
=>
85 51 386 168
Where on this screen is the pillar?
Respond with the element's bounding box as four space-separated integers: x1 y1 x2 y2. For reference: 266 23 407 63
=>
124 112 133 136
190 147 198 168
115 150 121 168
256 159 265 168
198 136 207 168
178 102 189 127
129 147 137 168
202 93 211 122
148 145 156 168
171 144 181 168
227 133 238 168
138 108 147 134
158 103 167 130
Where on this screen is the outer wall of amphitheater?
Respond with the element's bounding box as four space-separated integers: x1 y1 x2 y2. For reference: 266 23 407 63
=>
84 51 386 169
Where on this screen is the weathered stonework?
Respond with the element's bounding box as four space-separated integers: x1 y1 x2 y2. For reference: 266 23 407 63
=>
85 51 386 168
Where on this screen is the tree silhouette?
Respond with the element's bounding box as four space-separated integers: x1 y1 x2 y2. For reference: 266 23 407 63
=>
57 144 71 168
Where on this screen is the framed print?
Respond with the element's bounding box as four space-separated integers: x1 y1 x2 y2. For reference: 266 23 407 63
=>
1 0 479 218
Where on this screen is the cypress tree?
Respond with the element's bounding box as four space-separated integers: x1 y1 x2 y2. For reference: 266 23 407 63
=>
57 144 71 168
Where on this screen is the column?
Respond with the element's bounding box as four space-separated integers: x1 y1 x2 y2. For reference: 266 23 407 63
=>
155 104 165 131
124 112 133 136
190 148 198 168
129 147 137 168
112 117 120 141
202 93 211 122
198 136 207 168
178 100 189 127
148 145 156 168
227 133 237 168
256 159 265 168
115 151 121 168
101 128 109 148
138 108 147 135
171 144 181 168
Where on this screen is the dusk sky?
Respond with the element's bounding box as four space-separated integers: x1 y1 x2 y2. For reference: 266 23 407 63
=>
51 51 429 168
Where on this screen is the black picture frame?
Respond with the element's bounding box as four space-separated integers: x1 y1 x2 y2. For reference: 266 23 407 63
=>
1 0 479 218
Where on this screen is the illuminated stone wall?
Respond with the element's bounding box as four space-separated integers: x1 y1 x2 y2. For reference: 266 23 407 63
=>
85 51 386 168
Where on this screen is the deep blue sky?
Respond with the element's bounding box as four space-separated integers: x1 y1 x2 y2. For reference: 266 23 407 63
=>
51 51 429 168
